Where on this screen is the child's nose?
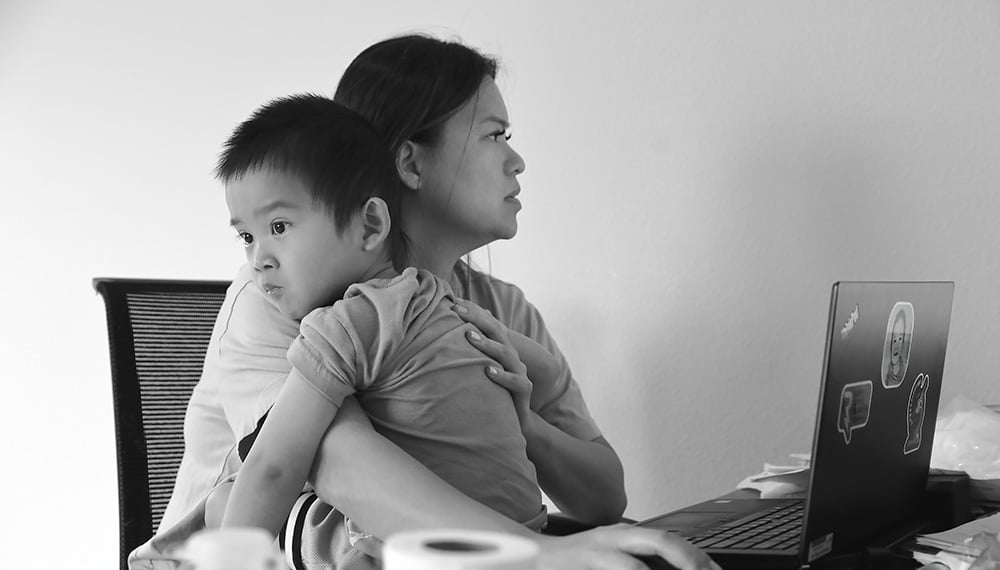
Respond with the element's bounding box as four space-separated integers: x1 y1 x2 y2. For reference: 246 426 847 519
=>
251 243 277 271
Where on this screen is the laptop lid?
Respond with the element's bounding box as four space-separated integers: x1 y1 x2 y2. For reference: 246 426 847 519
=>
799 281 954 563
635 281 955 569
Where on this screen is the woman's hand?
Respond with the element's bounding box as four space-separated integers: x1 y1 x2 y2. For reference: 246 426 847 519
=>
452 299 559 413
452 298 627 523
538 525 722 570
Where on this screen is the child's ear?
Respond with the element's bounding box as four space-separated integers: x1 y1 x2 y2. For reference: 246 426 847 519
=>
360 197 391 251
396 141 421 191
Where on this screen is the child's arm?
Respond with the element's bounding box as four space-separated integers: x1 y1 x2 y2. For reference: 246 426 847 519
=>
221 369 340 535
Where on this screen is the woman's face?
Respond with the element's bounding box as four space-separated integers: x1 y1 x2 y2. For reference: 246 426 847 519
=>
411 77 526 251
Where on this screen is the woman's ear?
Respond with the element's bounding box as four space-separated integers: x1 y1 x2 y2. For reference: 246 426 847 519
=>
360 197 391 252
396 141 421 191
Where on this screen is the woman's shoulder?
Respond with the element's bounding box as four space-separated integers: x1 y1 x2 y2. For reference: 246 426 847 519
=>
450 262 549 338
451 261 529 308
221 264 300 348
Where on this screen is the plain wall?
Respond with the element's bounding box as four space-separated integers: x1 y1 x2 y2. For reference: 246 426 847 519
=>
3 1 999 565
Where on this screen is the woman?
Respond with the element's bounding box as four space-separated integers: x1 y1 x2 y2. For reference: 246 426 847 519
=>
142 34 718 570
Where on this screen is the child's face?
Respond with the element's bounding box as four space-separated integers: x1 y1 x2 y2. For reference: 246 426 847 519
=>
226 169 368 320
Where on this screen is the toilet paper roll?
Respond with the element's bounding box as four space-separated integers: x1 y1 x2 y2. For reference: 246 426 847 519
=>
383 529 539 570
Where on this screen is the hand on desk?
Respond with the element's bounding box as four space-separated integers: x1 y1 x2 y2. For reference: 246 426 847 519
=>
537 524 722 570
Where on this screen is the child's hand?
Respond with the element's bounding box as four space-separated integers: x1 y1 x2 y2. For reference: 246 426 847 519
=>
452 299 560 413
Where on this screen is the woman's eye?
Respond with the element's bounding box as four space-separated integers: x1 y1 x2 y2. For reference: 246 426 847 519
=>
271 221 287 235
489 129 512 142
236 232 253 246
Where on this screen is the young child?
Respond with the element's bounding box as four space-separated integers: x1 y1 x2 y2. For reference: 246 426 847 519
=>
216 94 548 542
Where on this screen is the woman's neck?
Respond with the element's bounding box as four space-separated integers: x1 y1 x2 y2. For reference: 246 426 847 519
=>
401 206 491 279
406 239 463 280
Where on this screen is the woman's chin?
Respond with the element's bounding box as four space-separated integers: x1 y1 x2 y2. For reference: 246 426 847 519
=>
496 221 518 240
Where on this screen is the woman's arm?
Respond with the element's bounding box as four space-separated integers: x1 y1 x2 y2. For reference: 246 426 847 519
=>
222 370 339 535
313 401 718 570
454 300 627 524
521 417 626 524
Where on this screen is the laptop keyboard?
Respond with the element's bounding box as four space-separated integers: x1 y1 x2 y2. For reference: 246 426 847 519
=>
689 502 803 551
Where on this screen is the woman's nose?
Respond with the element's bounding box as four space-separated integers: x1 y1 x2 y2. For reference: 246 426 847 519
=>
507 145 525 176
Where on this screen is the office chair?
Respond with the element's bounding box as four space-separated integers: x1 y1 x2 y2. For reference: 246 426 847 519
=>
93 277 230 570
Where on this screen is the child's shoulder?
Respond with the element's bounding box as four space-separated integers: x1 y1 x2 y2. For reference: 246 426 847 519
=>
305 268 452 340
350 267 452 302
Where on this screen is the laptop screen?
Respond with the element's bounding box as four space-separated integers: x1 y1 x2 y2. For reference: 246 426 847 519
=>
801 281 954 563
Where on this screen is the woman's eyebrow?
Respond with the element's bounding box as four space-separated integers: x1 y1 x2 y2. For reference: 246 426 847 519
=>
479 115 510 128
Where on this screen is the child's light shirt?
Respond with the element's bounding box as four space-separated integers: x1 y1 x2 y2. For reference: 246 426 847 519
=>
288 267 546 529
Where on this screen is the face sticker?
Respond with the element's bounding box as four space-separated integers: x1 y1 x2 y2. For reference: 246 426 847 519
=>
837 381 873 445
904 373 930 455
840 304 860 341
881 302 914 389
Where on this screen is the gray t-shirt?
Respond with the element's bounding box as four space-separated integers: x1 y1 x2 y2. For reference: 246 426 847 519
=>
289 267 546 529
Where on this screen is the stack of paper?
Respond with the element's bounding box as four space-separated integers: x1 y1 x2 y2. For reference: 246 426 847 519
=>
911 512 1000 569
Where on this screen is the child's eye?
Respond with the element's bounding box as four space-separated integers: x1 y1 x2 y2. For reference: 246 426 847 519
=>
271 221 288 235
489 129 512 142
236 232 253 247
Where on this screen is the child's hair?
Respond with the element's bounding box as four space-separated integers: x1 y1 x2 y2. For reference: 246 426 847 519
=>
216 94 408 269
333 34 499 156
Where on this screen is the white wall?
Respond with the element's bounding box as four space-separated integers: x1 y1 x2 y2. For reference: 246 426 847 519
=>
3 0 999 565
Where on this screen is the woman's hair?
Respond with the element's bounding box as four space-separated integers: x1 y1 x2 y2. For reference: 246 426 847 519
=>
215 94 408 269
333 34 499 155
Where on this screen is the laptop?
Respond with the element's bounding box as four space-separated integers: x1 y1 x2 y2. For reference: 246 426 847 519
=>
636 281 955 569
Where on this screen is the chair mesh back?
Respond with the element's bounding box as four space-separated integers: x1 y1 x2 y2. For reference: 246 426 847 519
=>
128 291 225 522
94 278 230 570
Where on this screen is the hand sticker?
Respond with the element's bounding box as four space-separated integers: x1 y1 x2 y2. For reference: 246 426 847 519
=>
904 373 930 455
881 302 914 389
837 381 873 445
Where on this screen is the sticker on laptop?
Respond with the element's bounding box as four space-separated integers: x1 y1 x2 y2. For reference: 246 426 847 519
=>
840 304 860 341
904 373 931 455
881 302 914 389
837 380 872 445
808 533 834 562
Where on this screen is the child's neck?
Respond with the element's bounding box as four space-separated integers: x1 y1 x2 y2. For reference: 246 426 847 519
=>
359 259 398 283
